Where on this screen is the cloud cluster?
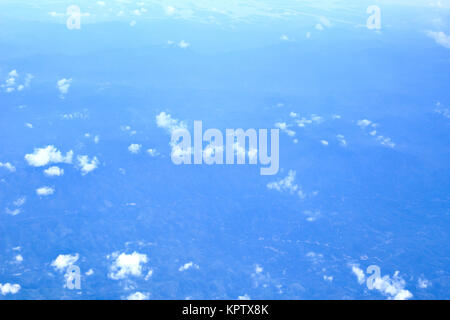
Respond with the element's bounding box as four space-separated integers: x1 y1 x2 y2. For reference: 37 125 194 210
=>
1 70 33 93
0 283 21 295
0 162 16 172
109 251 148 280
25 145 73 167
57 78 72 96
267 170 305 199
5 197 26 216
51 254 79 272
77 155 99 175
351 265 413 300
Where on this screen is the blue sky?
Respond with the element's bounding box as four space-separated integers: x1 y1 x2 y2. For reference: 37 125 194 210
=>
0 0 449 300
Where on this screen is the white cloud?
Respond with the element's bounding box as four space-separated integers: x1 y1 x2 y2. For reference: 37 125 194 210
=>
320 140 329 146
15 255 23 262
156 112 186 133
351 265 413 300
127 292 150 300
267 170 304 199
128 144 142 154
351 265 366 284
77 155 99 175
238 294 251 300
147 148 159 157
357 119 372 128
323 275 333 282
178 262 199 272
376 135 395 148
0 283 21 295
36 186 55 196
9 70 18 78
336 134 347 147
315 23 324 31
51 254 79 272
319 16 332 27
5 208 21 216
14 197 26 207
25 145 73 167
178 40 190 48
44 166 64 177
0 162 16 172
166 6 175 15
275 122 296 137
418 278 431 289
57 78 72 96
2 70 32 93
109 252 148 280
427 31 450 49
371 272 413 300
296 114 324 127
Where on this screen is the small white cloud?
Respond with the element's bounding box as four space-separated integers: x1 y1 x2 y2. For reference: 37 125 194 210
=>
319 16 332 27
128 144 142 154
25 145 73 167
336 134 347 147
0 162 16 172
109 252 148 280
44 166 64 177
275 122 296 137
320 140 329 146
0 283 21 295
238 294 251 300
178 262 199 272
15 255 23 262
323 275 333 282
165 6 175 15
85 269 94 276
427 31 450 49
280 34 289 41
267 170 302 195
315 23 324 31
8 70 19 78
357 119 372 128
36 186 55 196
57 78 72 96
127 292 149 300
51 254 79 272
351 265 366 284
418 278 431 289
77 155 99 175
147 148 159 157
178 40 190 48
130 20 137 27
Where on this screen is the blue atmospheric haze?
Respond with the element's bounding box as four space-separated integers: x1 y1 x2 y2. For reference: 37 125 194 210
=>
0 0 449 300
